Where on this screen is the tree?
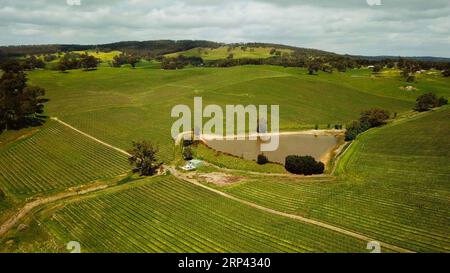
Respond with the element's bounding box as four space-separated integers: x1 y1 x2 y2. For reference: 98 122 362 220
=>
285 155 324 175
322 63 333 73
257 154 269 165
44 54 57 62
22 55 45 70
401 63 417 82
80 54 100 70
414 93 447 112
128 141 161 176
442 70 450 77
372 64 382 73
306 58 321 75
161 57 185 70
182 146 194 160
345 108 390 141
334 62 346 72
438 96 448 107
345 120 369 141
0 60 48 132
360 108 390 127
127 54 140 68
56 53 81 72
56 61 68 73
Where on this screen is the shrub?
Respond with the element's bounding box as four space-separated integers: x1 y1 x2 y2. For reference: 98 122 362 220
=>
360 108 390 127
442 70 450 77
345 120 370 141
406 75 415 82
438 96 448 106
183 139 194 147
285 155 324 175
372 65 382 73
183 147 194 160
414 93 447 112
257 154 269 165
345 108 389 141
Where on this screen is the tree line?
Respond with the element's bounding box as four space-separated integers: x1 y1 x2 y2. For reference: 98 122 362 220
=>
159 53 450 80
0 60 48 133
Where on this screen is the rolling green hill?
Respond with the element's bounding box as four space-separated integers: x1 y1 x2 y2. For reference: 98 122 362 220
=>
0 62 449 253
220 108 450 252
39 175 368 253
0 120 129 198
165 46 293 60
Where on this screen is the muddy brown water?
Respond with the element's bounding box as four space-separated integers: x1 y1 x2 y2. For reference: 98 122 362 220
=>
203 132 343 165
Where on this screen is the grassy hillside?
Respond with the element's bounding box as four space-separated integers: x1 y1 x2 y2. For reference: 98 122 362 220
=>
24 65 434 166
0 120 129 198
1 63 449 253
165 46 292 60
71 50 122 62
220 108 450 252
38 175 368 253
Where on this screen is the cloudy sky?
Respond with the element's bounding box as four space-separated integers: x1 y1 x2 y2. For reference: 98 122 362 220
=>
0 0 449 57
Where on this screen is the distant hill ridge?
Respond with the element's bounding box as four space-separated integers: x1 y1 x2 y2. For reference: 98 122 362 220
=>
0 40 449 62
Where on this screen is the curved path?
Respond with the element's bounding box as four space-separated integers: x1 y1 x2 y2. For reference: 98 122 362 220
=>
0 184 108 237
1 117 414 253
168 166 414 253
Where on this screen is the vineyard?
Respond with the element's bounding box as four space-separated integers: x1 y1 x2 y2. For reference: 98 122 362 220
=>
222 108 450 252
0 121 129 197
0 62 449 253
194 144 287 173
41 175 369 253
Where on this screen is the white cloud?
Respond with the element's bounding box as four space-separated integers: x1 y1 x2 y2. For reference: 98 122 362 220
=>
0 0 449 57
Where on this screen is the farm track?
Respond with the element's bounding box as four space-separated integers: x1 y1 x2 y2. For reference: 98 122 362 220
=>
50 117 131 157
1 117 414 253
0 183 108 237
167 167 414 253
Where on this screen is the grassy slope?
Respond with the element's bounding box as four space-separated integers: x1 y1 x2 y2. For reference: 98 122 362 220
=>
38 175 367 253
0 120 129 198
25 65 427 165
1 65 448 252
221 108 450 252
165 46 292 60
71 50 122 62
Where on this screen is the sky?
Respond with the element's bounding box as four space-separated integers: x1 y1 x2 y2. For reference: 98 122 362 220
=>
0 0 449 57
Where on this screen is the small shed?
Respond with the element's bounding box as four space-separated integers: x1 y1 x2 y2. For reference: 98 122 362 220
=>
181 159 204 171
189 159 204 168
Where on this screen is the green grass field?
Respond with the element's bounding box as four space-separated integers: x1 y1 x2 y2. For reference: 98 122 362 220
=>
165 46 292 60
24 65 437 165
38 175 368 253
1 62 449 253
0 120 129 198
194 144 287 173
71 50 122 62
218 108 450 252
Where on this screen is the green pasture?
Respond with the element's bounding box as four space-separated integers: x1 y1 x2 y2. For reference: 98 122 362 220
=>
165 46 292 60
0 62 449 253
38 175 368 253
219 108 450 252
